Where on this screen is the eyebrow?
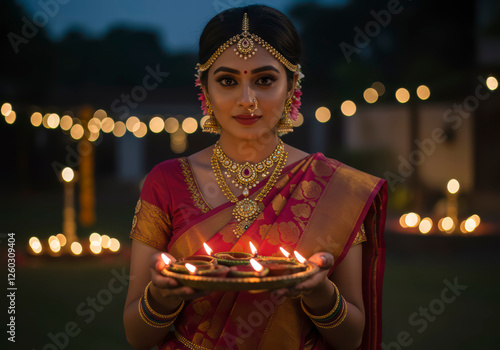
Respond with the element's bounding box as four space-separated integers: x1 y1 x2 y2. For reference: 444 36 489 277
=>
213 65 280 75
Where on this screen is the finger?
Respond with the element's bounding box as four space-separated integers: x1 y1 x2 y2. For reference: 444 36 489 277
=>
152 275 180 289
308 252 334 270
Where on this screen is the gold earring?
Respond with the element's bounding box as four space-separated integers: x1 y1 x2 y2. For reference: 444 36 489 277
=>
202 96 220 134
277 98 293 135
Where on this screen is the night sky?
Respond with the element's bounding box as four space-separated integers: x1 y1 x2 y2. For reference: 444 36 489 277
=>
15 0 346 53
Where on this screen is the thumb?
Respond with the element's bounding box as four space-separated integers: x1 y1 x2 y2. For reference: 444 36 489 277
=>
308 252 334 270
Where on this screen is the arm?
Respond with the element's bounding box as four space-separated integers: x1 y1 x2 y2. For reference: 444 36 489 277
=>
277 244 365 350
123 240 209 349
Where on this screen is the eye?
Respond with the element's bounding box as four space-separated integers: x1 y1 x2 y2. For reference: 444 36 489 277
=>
256 76 276 86
216 76 237 86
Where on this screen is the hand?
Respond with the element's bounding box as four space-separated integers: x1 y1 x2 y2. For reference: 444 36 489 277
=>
148 252 211 311
274 252 334 299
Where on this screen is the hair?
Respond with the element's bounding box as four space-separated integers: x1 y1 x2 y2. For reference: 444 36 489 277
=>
198 5 301 91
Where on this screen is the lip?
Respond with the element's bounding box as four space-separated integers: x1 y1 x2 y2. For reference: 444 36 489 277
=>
233 115 261 125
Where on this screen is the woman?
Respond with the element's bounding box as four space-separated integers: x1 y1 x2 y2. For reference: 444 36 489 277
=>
124 5 387 350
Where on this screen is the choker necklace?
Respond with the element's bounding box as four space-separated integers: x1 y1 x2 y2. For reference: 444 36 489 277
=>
211 140 287 237
213 139 285 197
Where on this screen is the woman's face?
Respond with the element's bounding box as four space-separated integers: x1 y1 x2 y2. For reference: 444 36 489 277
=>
203 44 297 141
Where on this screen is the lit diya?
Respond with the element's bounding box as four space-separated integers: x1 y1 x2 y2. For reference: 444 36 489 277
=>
168 260 213 274
257 260 306 276
214 252 253 266
229 258 269 277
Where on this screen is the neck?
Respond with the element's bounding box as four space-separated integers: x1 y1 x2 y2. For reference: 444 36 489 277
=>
217 133 280 163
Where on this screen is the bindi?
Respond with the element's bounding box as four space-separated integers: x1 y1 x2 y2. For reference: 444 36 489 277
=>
244 70 247 74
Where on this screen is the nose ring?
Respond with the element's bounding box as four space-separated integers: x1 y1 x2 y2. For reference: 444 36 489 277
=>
247 99 258 117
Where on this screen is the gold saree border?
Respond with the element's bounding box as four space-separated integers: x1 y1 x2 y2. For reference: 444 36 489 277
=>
129 199 172 251
179 158 211 214
259 163 382 349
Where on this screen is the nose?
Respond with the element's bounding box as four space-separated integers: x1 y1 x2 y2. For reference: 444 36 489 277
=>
238 83 257 112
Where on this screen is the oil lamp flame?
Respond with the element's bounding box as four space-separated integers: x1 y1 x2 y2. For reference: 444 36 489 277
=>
294 251 306 264
250 258 263 272
280 247 290 258
203 243 213 256
249 242 258 256
185 263 197 274
161 253 171 266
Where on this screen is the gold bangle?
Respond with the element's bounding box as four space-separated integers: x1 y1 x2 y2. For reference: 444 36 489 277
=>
312 297 348 329
144 281 185 319
138 296 175 328
300 280 340 320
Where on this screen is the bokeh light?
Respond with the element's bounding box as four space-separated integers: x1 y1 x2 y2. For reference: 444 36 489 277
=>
109 238 120 252
101 117 115 133
340 100 356 116
112 121 126 137
419 218 433 234
149 116 164 133
133 122 148 138
371 82 385 96
165 117 180 133
292 113 304 127
395 88 410 103
47 113 60 129
182 117 198 134
31 112 43 127
416 85 430 100
315 107 331 123
5 111 16 124
126 116 140 132
61 167 75 182
405 212 420 227
60 115 73 131
447 179 460 194
70 124 84 140
486 76 498 91
363 88 378 103
71 242 83 255
1 103 12 116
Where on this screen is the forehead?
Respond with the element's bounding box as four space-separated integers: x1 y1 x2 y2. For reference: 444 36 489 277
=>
209 44 286 74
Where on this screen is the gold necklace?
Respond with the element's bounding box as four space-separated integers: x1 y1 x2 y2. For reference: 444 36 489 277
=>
211 141 287 237
214 139 285 197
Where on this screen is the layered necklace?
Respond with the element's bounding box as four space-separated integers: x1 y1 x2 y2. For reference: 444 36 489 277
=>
211 139 287 237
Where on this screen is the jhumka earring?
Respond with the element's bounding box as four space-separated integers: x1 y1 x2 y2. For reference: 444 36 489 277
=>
276 98 293 135
202 96 220 134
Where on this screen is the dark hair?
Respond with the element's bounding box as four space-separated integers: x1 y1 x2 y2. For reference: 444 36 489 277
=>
198 5 301 90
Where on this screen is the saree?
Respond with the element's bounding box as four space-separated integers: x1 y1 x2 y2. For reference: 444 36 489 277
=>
130 152 387 350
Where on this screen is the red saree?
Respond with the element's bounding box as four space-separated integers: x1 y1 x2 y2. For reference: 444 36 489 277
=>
130 152 387 350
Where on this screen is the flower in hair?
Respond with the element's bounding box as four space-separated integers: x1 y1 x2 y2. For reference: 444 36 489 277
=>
194 69 208 115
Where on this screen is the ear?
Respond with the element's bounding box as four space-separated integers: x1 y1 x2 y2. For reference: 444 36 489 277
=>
287 72 300 99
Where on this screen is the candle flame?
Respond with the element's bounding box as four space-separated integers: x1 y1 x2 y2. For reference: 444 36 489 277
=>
249 242 258 256
203 242 213 256
185 263 197 274
280 247 290 258
294 251 306 264
250 258 263 272
161 253 171 265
